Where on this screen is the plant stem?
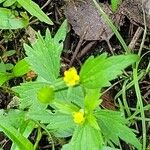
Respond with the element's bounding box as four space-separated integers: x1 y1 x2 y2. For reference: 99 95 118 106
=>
34 127 42 150
132 4 147 149
133 68 146 150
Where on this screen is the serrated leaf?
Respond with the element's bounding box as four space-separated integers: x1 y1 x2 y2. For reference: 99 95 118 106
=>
80 53 139 89
46 112 75 137
56 86 84 107
12 82 50 110
0 7 29 29
54 101 79 114
24 20 68 82
94 109 141 149
0 109 25 129
17 0 53 25
13 59 31 77
84 89 100 112
27 110 75 137
68 122 103 150
54 20 68 44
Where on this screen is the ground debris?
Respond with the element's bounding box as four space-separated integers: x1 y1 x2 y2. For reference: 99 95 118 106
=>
64 0 123 41
119 0 150 29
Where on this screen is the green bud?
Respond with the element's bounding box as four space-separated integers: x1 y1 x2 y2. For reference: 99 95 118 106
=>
37 86 54 104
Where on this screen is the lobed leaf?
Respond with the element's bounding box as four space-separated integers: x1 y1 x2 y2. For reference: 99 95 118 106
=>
94 109 142 149
66 122 103 150
56 86 84 107
84 89 100 112
80 53 139 89
12 82 50 110
24 20 68 82
27 110 75 137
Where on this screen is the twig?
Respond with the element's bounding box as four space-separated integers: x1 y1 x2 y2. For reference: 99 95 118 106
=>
128 27 143 50
41 0 52 9
77 41 97 59
69 27 88 67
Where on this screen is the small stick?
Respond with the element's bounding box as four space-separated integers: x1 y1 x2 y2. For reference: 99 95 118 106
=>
128 27 143 50
69 27 88 67
77 41 97 59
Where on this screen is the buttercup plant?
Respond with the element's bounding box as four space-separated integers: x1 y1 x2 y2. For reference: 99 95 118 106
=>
0 20 142 150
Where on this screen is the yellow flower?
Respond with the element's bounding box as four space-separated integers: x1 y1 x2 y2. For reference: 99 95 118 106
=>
73 110 85 124
63 67 80 86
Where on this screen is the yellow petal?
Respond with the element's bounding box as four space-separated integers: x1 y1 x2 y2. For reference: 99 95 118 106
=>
73 110 85 124
63 67 80 86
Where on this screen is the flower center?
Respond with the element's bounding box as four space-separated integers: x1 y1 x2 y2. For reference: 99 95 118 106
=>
73 110 85 124
63 67 80 86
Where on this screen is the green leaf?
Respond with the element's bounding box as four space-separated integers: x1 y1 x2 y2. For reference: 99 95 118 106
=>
54 101 79 114
27 110 75 137
0 109 25 129
13 59 31 77
67 122 103 150
17 0 53 25
94 109 142 149
111 0 121 12
102 147 119 150
3 50 16 57
11 120 35 150
80 53 139 89
0 62 14 72
0 0 6 3
62 145 120 150
0 62 7 73
0 72 13 86
54 20 68 44
12 82 50 110
86 113 100 130
24 20 68 82
46 112 75 137
0 121 34 150
84 89 100 112
0 110 34 150
0 7 29 29
5 63 14 71
56 86 84 107
3 0 17 7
